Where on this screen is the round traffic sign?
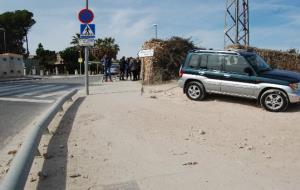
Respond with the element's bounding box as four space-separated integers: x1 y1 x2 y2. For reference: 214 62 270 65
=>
78 9 94 24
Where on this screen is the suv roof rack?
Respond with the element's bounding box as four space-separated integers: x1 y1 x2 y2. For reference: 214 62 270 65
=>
226 48 255 53
189 49 239 55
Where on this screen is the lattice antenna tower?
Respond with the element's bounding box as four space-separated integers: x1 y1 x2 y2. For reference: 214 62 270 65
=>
224 0 249 48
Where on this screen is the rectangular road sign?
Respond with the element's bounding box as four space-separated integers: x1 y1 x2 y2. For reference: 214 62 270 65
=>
138 49 154 57
80 24 95 39
79 38 95 46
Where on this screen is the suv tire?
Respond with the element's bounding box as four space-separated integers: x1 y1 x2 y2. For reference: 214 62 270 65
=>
260 89 289 112
186 81 206 101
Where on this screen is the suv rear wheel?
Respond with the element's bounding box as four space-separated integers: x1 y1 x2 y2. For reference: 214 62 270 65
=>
260 89 289 112
186 81 206 101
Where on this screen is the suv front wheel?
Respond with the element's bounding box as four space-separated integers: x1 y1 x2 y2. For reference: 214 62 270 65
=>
185 81 206 101
260 89 289 112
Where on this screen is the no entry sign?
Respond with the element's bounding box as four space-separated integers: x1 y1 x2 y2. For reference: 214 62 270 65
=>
78 8 94 24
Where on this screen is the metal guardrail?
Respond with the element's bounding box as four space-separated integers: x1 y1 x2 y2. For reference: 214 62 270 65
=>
0 89 78 190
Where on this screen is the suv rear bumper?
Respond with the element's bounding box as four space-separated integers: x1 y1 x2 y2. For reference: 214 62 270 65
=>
288 91 300 103
178 78 185 89
178 78 187 94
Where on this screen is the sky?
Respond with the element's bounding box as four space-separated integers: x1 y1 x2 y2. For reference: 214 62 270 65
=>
1 0 300 58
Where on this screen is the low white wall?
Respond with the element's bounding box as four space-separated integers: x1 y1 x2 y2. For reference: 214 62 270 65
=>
0 53 24 77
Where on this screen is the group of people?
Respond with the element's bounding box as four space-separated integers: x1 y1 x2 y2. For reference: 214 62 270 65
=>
101 55 142 82
119 56 141 81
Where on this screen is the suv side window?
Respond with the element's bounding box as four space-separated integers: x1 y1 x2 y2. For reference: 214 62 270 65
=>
187 54 201 69
207 54 223 71
224 55 249 75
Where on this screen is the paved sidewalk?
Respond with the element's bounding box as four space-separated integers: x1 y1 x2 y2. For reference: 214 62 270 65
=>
24 81 300 190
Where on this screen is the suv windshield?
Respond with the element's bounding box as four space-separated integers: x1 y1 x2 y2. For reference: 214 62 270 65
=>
243 54 272 73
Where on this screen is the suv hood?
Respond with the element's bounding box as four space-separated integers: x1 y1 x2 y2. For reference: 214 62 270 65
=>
259 69 300 83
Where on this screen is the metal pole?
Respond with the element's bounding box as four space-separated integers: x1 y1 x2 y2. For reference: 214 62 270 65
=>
153 24 157 39
85 47 89 95
247 0 249 46
140 57 144 95
224 0 228 49
235 0 239 44
3 31 6 53
85 0 89 95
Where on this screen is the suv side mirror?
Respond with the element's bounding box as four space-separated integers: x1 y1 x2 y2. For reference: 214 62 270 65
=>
244 67 254 76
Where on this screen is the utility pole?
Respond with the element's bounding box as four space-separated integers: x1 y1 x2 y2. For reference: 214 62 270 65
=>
153 24 158 39
224 0 249 48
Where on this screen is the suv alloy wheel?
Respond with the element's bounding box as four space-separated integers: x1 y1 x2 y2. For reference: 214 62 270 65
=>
260 89 289 112
186 81 206 101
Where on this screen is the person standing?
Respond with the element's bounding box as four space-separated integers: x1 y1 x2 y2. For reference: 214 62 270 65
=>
126 57 131 80
102 55 112 82
119 56 126 81
130 58 138 81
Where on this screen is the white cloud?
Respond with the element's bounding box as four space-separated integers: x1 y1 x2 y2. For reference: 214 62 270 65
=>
187 29 224 49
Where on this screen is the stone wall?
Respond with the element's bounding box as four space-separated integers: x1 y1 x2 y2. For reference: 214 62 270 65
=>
140 40 164 85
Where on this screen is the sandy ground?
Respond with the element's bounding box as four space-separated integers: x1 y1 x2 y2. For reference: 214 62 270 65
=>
19 80 300 190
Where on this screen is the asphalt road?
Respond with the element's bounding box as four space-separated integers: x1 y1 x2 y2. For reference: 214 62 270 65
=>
0 75 103 150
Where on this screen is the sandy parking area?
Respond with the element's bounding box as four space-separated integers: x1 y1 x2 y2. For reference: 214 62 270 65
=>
24 80 300 190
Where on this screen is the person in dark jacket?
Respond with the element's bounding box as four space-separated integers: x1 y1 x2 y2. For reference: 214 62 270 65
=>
119 56 126 80
130 58 138 81
102 55 112 82
126 57 132 80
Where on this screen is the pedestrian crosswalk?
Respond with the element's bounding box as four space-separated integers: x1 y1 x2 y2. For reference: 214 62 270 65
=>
0 82 76 103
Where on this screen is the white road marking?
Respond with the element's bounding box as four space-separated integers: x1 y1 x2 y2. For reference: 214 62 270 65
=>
0 85 53 96
0 84 37 93
0 84 25 91
16 85 61 96
35 90 69 98
0 97 54 103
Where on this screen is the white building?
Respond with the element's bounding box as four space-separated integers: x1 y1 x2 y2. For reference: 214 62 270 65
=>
0 53 24 77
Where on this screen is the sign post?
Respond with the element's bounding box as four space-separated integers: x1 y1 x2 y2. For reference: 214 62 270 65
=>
138 49 154 95
78 0 95 95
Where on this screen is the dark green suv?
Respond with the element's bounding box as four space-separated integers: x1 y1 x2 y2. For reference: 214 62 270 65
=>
178 49 300 112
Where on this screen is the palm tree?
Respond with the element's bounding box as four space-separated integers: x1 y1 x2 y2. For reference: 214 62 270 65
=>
94 37 120 59
71 33 81 47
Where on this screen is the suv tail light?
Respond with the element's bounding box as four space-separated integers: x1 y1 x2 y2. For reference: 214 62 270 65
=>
179 67 184 77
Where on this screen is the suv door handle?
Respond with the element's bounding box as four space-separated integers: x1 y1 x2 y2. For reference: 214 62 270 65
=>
224 74 231 78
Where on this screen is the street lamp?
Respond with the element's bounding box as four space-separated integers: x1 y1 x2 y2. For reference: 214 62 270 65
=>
153 24 158 39
0 27 6 53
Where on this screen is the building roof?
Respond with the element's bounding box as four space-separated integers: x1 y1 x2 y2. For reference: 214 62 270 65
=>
0 53 23 58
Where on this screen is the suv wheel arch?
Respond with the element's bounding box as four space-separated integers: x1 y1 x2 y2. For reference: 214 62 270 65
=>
258 87 289 103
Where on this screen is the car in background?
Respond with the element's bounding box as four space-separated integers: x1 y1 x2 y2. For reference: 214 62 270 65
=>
110 64 120 75
178 49 300 112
